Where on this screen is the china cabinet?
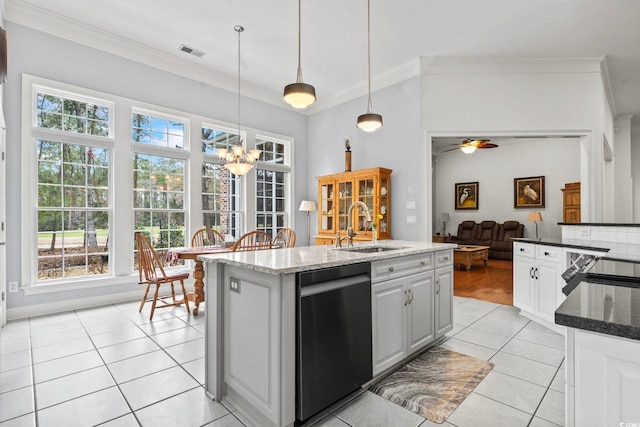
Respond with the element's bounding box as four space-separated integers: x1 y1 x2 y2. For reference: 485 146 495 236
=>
315 167 392 245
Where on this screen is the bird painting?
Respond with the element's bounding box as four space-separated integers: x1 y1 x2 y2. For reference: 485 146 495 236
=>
523 184 538 202
456 182 478 209
459 188 469 205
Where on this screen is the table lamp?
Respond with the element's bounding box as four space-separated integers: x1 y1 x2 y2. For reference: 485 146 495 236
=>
299 200 317 246
527 211 543 239
441 212 451 235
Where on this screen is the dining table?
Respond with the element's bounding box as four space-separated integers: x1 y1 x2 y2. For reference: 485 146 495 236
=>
166 245 232 315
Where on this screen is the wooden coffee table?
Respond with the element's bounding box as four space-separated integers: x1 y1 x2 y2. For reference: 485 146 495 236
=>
454 245 490 271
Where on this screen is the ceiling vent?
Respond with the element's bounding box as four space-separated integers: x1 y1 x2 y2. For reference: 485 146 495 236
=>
178 44 205 58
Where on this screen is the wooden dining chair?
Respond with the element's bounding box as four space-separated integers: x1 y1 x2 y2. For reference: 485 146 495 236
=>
231 230 273 252
272 227 296 248
191 227 224 247
135 232 191 320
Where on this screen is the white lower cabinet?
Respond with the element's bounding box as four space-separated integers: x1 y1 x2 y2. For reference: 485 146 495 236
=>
371 250 453 376
513 242 564 330
566 328 640 426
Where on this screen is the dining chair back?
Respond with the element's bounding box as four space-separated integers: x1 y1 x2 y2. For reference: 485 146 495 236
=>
231 230 273 252
135 231 190 320
272 227 296 248
191 227 224 247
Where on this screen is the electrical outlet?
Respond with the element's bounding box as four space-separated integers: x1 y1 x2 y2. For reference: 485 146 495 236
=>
230 279 241 293
581 227 591 236
8 281 19 293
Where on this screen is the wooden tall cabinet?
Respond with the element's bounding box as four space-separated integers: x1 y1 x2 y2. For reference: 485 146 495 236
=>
315 167 392 245
562 182 581 223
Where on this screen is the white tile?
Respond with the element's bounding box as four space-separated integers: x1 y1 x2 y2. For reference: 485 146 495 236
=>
549 368 565 393
437 338 496 361
0 366 33 394
469 317 526 338
515 321 565 351
35 366 114 409
0 386 35 422
489 352 557 387
30 326 88 348
98 337 160 364
108 349 177 384
37 386 130 427
119 366 199 410
529 417 562 427
182 358 205 385
136 317 189 336
31 337 94 364
447 392 531 427
99 413 139 427
473 371 547 414
332 391 425 427
0 337 30 355
33 350 104 383
0 320 30 342
453 296 469 306
0 412 36 427
501 339 565 367
203 413 246 427
452 312 484 326
91 326 147 348
453 327 512 350
535 389 565 426
135 387 230 427
164 338 205 364
0 350 32 373
150 326 204 348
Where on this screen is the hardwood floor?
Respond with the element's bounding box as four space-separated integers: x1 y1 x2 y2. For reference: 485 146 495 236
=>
453 258 513 306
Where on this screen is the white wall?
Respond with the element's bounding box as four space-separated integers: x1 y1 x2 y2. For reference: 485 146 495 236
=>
632 124 640 222
614 116 633 222
3 22 308 316
434 138 581 239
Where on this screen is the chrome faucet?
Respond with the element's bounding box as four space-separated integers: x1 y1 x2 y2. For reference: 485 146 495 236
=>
344 201 372 247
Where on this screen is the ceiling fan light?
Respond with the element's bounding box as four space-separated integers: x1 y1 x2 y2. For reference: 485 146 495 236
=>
283 82 316 109
357 112 383 132
460 144 477 155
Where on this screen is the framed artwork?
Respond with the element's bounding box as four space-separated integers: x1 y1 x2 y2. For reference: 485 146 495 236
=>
514 175 545 208
455 182 479 210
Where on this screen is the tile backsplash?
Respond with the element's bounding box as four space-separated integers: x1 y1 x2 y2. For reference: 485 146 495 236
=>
562 224 640 260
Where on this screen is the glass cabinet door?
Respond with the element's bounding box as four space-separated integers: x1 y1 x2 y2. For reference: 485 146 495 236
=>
320 182 334 233
379 175 390 236
357 178 375 232
338 181 353 232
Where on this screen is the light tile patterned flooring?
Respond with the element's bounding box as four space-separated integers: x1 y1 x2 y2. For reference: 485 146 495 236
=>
0 297 565 427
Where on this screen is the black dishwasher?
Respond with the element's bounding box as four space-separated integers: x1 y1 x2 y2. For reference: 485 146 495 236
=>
296 262 372 423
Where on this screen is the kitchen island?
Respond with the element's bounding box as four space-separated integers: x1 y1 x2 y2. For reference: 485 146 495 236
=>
199 240 456 427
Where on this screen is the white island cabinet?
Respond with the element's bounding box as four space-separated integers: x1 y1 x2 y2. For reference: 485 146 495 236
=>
200 241 456 427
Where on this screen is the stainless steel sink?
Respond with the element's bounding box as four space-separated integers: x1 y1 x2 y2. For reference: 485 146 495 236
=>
337 246 406 253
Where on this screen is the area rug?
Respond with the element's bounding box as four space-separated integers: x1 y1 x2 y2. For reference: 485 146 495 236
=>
369 347 494 424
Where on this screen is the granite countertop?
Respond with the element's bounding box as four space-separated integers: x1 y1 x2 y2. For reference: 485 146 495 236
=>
556 280 640 341
198 240 457 274
512 237 610 253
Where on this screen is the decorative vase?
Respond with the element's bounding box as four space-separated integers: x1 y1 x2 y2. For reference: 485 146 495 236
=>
372 228 377 245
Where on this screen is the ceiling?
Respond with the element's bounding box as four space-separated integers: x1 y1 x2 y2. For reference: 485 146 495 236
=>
5 0 640 122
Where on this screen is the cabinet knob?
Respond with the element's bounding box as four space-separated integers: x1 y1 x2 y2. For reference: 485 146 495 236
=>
443 256 449 261
520 248 525 252
544 251 550 256
388 266 394 272
420 261 426 266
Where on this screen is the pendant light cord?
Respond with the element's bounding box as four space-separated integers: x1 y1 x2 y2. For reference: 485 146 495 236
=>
366 0 373 113
296 0 303 83
235 25 243 145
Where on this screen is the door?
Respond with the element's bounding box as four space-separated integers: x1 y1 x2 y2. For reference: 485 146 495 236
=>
407 272 434 355
372 277 407 375
435 266 453 338
0 117 6 326
536 259 563 322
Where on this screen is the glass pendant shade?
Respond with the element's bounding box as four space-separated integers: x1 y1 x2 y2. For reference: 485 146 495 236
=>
357 112 383 132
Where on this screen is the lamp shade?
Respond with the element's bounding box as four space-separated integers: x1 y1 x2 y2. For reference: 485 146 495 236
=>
527 211 543 222
441 212 451 223
299 200 317 212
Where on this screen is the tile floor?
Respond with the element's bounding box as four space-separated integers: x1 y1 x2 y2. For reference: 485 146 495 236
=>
0 297 565 427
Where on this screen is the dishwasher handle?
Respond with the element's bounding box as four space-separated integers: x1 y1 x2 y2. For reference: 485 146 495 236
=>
300 274 370 297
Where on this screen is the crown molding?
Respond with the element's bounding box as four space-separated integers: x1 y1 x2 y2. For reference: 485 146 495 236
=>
4 0 284 108
308 57 421 113
599 56 617 118
420 56 606 75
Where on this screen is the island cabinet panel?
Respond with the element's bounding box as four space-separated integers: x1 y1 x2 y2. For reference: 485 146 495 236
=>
567 329 640 427
372 277 408 373
316 167 392 245
513 242 565 333
220 266 296 427
434 264 454 339
407 272 435 355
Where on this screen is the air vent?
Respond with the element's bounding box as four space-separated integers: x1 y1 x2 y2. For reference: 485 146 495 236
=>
179 44 205 58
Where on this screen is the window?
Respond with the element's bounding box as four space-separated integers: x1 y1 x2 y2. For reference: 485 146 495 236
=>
255 138 290 238
33 88 112 281
132 112 185 149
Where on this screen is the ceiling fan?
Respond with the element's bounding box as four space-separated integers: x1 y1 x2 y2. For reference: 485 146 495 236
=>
442 138 499 154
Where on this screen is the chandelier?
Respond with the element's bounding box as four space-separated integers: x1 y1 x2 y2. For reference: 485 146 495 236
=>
216 25 261 176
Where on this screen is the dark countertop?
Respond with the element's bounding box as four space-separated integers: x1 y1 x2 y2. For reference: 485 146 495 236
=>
555 280 640 341
512 237 610 252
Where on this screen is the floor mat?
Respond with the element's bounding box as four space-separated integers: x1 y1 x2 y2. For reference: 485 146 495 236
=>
369 347 494 424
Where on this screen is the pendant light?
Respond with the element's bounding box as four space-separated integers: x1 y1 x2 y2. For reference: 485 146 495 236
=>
357 0 383 132
283 0 316 109
216 25 261 176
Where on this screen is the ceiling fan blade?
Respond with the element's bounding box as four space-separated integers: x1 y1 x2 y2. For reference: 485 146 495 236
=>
477 143 499 149
441 147 460 153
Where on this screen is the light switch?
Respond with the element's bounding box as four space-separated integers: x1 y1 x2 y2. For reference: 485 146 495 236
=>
406 215 416 224
406 201 416 210
407 186 413 196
